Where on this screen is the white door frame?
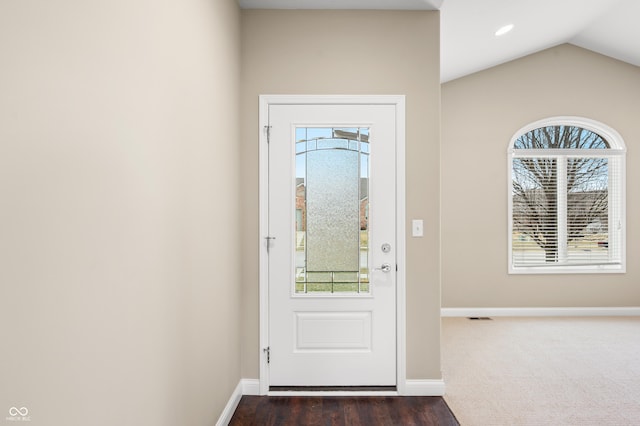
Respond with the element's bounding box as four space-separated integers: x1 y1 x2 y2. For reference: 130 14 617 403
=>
258 95 406 395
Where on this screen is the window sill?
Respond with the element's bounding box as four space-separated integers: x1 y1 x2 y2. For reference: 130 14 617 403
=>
509 264 625 274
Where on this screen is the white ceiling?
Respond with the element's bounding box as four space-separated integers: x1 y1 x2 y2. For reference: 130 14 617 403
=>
239 0 443 10
441 0 640 82
239 0 640 83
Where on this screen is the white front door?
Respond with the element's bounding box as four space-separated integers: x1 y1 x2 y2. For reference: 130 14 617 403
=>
267 101 398 387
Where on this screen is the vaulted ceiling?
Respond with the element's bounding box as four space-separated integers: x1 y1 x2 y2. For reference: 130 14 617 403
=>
239 0 640 82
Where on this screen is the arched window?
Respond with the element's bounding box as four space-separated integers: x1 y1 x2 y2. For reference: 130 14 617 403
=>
508 117 626 273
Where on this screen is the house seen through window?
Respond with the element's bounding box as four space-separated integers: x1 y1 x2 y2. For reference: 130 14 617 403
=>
508 117 626 273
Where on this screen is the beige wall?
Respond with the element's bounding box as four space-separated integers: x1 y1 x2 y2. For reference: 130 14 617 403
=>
240 10 442 380
0 1 241 425
442 44 640 308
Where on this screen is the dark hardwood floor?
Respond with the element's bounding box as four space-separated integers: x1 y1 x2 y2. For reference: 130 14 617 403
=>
229 396 459 426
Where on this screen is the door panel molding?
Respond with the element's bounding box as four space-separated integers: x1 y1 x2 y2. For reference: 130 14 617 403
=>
259 95 406 395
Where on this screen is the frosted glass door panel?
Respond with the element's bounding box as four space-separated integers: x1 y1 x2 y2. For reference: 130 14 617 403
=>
307 149 358 271
295 128 369 294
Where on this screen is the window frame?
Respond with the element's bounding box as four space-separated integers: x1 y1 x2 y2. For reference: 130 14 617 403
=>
507 116 626 274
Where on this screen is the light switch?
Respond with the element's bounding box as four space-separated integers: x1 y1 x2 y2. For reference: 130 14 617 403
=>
412 219 424 237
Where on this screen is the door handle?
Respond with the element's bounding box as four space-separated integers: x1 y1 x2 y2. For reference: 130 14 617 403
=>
375 263 391 273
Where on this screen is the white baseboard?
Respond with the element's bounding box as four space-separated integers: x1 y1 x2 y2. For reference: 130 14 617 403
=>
442 307 640 317
242 378 260 395
216 379 260 426
403 379 445 396
216 381 243 426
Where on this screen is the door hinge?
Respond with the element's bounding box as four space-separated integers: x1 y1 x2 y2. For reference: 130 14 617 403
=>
263 346 270 364
264 125 272 143
265 236 276 253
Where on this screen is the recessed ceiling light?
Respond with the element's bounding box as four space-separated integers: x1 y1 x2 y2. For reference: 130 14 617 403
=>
495 24 514 37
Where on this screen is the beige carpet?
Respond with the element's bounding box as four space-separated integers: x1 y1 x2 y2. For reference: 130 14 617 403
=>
442 316 640 426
